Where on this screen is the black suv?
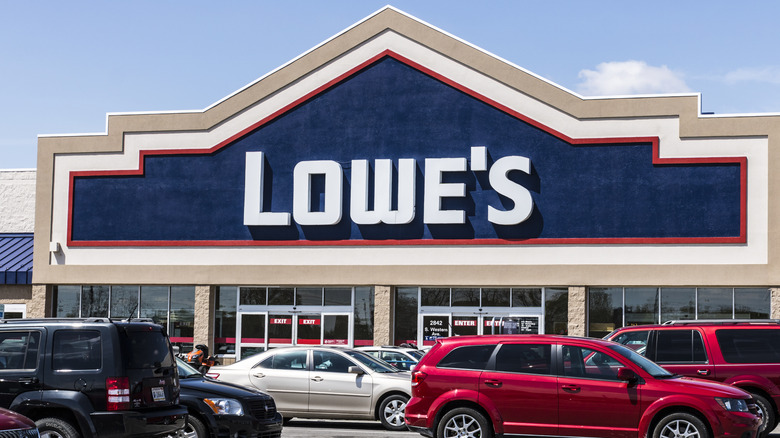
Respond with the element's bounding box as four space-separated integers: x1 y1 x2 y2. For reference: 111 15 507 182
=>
0 318 187 438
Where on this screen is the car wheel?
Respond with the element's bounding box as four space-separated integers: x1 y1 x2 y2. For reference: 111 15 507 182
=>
379 394 409 431
437 407 493 438
36 417 80 438
751 393 775 438
653 412 709 438
180 416 208 438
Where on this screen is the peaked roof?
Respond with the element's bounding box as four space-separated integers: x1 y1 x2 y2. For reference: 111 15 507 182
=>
0 234 33 285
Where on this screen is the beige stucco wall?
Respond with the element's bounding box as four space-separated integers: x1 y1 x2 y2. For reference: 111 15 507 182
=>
568 287 587 336
0 169 35 233
373 285 393 346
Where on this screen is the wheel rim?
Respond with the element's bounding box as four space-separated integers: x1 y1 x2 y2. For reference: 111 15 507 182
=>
383 399 407 427
755 402 768 433
660 419 701 438
443 414 483 438
180 423 198 438
39 432 65 438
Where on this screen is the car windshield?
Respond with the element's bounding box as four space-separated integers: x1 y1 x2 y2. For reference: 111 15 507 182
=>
408 350 425 360
608 344 675 378
176 357 204 378
344 350 401 373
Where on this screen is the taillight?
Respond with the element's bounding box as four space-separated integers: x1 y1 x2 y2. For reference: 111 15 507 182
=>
205 372 219 379
106 377 130 411
411 370 427 386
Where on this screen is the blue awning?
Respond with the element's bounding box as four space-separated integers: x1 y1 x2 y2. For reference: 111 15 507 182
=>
0 234 33 285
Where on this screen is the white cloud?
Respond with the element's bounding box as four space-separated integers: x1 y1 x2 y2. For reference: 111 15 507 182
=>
576 60 691 96
723 67 780 85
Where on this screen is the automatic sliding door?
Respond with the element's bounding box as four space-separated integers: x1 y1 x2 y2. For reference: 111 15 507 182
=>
237 313 267 360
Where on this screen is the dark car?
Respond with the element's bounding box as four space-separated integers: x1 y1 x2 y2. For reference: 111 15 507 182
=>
0 318 187 438
606 319 780 437
405 334 761 438
0 406 38 437
173 357 282 438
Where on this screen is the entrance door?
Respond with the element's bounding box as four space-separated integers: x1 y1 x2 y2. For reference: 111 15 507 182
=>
483 315 541 335
237 313 267 360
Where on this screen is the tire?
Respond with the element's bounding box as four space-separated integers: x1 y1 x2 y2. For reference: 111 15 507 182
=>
652 412 709 438
436 407 493 438
379 394 409 431
36 417 81 438
751 393 775 438
180 416 208 438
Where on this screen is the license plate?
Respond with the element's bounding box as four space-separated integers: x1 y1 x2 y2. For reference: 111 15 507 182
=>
151 387 165 402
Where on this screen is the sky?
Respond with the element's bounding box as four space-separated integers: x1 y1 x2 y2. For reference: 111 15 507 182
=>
2 1 780 169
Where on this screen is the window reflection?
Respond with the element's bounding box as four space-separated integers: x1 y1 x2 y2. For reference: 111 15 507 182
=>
81 286 109 317
110 286 139 319
625 288 658 325
698 288 733 319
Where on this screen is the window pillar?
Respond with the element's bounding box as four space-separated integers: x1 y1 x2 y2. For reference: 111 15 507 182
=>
30 284 51 318
771 288 780 319
568 286 586 337
373 285 394 346
194 285 216 351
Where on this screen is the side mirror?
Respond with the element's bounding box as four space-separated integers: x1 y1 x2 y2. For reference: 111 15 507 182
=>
348 366 365 375
617 367 638 383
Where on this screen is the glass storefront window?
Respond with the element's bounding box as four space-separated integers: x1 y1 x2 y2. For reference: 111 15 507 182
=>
296 288 322 306
453 316 478 336
323 315 349 345
735 288 770 319
241 314 266 343
140 286 169 330
215 287 237 355
353 287 374 346
53 286 80 317
698 288 733 319
545 288 568 335
625 288 659 325
421 288 449 306
169 286 195 347
660 288 695 322
324 287 351 306
240 287 266 305
297 314 321 344
451 288 480 306
512 288 542 307
482 288 510 307
395 287 419 346
268 287 294 305
268 314 293 344
81 286 109 317
588 287 622 338
110 286 139 319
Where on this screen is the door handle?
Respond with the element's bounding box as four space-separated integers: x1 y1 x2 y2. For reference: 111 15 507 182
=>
18 377 39 386
483 379 502 388
561 384 581 393
311 376 323 382
697 369 710 376
251 372 266 378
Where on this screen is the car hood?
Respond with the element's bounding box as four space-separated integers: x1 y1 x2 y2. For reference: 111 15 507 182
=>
372 371 412 383
0 409 35 430
180 375 273 399
661 376 751 398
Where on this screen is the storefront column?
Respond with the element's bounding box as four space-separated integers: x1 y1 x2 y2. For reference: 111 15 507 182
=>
771 288 780 319
29 284 51 318
373 285 394 346
193 285 216 351
568 286 586 337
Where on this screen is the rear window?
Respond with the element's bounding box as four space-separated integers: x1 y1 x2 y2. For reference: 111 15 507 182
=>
123 328 174 369
437 345 495 370
716 329 780 363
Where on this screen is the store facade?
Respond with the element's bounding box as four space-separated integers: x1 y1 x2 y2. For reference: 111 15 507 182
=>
31 8 780 361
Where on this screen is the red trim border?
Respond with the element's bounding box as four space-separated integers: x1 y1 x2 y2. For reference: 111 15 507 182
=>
67 50 748 247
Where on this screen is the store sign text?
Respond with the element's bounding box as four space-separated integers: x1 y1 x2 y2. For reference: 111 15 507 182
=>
244 146 533 227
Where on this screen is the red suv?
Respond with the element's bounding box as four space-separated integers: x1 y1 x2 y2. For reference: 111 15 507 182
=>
405 335 760 438
606 320 780 437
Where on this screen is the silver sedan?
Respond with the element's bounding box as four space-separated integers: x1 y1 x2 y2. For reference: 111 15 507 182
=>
208 346 412 431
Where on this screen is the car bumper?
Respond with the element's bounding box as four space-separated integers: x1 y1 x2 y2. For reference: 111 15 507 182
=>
713 410 761 438
212 412 283 438
90 405 188 438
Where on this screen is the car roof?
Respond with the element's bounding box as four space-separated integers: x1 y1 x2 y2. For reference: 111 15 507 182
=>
612 319 780 331
434 334 617 348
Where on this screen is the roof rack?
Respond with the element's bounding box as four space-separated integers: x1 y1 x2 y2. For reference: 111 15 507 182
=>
0 317 157 324
662 319 780 326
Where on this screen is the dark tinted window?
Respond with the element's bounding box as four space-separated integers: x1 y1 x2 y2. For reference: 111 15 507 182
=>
0 331 40 370
655 329 707 363
437 345 495 370
53 330 101 370
313 350 355 373
716 329 780 363
124 328 174 368
495 343 551 375
262 350 307 370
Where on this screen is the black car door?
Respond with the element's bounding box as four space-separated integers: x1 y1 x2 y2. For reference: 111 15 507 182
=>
0 329 45 408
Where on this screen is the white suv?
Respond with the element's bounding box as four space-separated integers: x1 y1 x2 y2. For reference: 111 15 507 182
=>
358 345 426 371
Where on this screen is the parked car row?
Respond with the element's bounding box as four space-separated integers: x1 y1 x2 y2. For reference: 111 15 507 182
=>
0 317 777 438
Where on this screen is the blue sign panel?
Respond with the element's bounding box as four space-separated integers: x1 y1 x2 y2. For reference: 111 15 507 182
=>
69 55 744 246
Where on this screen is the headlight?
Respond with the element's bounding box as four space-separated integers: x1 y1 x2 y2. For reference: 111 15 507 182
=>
715 397 749 412
203 398 244 415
